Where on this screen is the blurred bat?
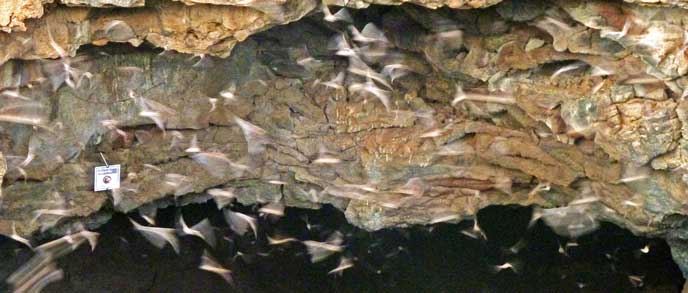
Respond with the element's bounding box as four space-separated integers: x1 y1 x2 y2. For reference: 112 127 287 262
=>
313 145 342 164
7 222 32 248
490 261 522 273
129 218 180 253
199 250 234 285
320 71 345 90
347 56 392 89
328 256 354 275
350 23 389 44
220 82 237 102
207 187 236 209
178 215 217 248
452 84 515 105
323 6 352 23
138 205 158 225
381 63 412 83
258 202 285 217
430 213 460 224
185 134 201 153
267 235 299 245
234 116 272 155
191 152 248 178
551 61 587 79
103 20 136 42
303 231 344 263
348 79 392 110
223 210 258 239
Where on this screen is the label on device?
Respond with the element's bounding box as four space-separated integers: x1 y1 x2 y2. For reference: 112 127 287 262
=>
94 164 121 191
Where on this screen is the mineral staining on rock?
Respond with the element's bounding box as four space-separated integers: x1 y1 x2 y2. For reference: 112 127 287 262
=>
0 0 318 64
3 0 688 279
0 0 47 33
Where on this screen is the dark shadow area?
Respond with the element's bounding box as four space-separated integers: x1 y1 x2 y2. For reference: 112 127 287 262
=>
1 202 683 292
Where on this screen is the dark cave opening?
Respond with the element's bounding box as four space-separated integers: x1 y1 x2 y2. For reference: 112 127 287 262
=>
0 202 683 292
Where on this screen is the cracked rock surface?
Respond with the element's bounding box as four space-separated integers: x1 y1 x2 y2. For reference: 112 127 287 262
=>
4 0 688 281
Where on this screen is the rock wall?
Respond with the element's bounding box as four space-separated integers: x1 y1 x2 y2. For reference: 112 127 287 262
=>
4 0 688 278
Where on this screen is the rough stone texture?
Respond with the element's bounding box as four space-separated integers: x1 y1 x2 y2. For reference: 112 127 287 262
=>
0 0 318 64
0 3 672 233
0 0 145 33
0 0 50 33
0 0 497 48
559 0 688 79
624 0 688 9
4 0 688 281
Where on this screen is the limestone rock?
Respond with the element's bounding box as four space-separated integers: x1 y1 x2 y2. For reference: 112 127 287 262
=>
496 0 546 21
0 0 318 65
595 99 681 166
560 0 688 79
0 163 109 237
4 0 688 279
0 0 50 33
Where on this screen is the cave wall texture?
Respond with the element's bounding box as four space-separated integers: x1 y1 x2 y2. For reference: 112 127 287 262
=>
5 0 688 281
